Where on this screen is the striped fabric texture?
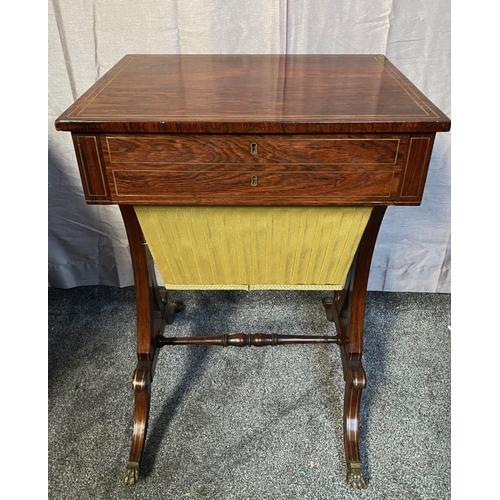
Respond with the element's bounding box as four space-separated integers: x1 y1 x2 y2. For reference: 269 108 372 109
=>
134 206 372 291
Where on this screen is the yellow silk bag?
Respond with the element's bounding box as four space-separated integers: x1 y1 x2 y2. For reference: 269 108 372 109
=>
134 206 372 291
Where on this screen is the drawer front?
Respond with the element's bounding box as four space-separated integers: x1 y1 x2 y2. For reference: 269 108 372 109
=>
103 134 402 165
71 132 435 205
110 167 399 204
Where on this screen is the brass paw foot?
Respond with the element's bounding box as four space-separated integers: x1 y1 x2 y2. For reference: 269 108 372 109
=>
346 462 367 489
123 461 140 486
172 301 185 313
165 300 185 325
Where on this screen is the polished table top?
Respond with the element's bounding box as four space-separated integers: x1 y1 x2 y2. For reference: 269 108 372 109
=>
55 54 450 135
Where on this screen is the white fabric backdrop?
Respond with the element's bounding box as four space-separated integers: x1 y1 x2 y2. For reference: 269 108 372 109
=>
48 0 451 292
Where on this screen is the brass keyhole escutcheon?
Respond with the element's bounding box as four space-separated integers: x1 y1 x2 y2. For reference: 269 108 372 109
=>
250 142 258 155
251 175 258 186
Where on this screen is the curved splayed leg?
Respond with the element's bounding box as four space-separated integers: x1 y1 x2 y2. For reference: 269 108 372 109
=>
344 364 367 489
340 207 386 489
120 206 165 486
123 365 151 485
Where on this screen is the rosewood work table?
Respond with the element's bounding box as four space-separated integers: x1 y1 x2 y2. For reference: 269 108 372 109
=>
55 54 450 489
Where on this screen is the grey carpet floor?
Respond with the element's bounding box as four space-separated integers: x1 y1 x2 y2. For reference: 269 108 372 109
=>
48 287 450 500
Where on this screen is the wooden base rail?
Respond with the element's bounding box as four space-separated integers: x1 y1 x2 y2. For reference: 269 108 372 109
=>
156 333 340 347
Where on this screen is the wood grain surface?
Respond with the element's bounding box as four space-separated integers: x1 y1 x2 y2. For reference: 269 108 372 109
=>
55 54 450 134
110 168 398 204
103 134 403 165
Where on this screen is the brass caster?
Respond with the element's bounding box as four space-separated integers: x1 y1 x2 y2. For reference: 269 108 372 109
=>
346 461 367 489
123 461 140 486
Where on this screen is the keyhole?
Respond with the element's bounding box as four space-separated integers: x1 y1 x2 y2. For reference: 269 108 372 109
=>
250 142 258 155
251 175 258 186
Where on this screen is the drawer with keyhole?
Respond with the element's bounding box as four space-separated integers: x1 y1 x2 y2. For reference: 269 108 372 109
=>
101 134 405 165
